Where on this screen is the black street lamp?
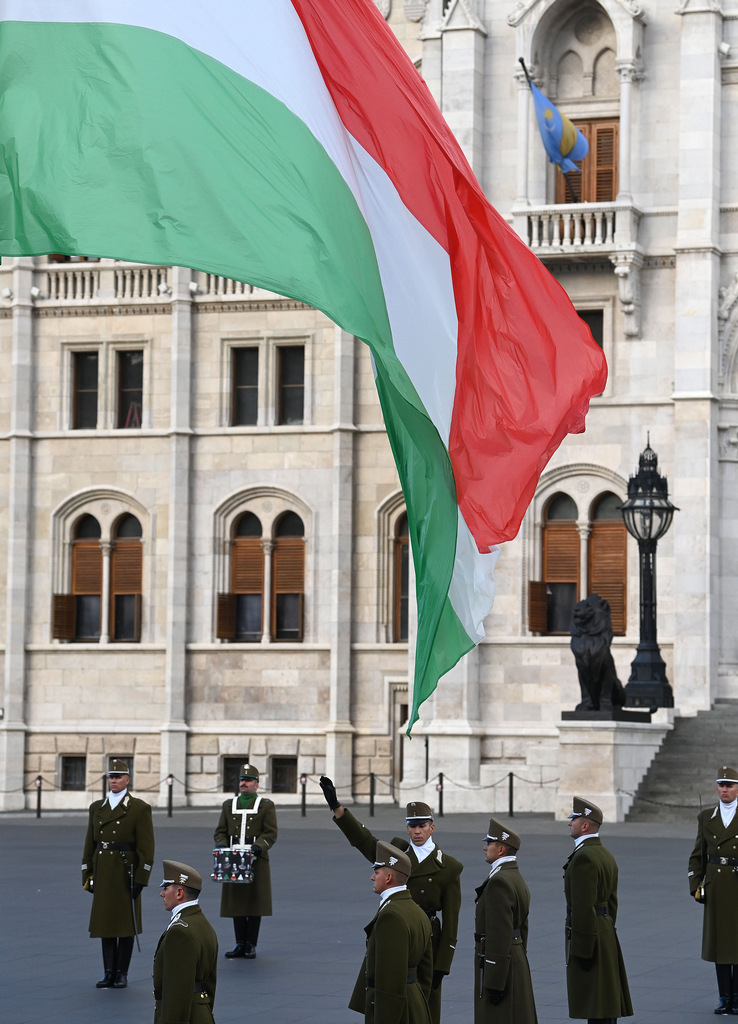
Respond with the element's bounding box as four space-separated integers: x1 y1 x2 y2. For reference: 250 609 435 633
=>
618 440 678 708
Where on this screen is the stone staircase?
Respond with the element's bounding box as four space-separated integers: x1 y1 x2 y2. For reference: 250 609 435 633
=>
626 700 738 822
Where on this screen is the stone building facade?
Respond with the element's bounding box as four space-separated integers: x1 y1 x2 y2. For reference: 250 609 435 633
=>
1 0 736 816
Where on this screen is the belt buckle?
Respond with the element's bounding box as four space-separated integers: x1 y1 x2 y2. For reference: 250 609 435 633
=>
100 841 110 849
721 857 728 866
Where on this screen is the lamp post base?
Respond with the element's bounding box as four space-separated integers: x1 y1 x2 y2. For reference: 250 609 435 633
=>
625 646 674 708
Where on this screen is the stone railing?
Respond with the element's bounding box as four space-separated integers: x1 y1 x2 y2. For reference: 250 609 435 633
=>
527 202 619 252
36 260 170 302
199 274 255 298
0 259 275 306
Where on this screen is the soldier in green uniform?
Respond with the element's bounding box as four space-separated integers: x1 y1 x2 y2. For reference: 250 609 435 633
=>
153 859 218 1024
349 840 433 1024
563 796 632 1024
81 759 155 989
213 763 277 959
474 818 537 1024
688 764 738 1014
319 776 462 1024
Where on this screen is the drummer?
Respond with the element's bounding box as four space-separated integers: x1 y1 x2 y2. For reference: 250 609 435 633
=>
213 763 278 960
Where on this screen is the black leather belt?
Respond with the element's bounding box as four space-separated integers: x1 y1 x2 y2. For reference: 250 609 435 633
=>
566 904 608 916
97 841 135 851
154 982 207 1000
367 971 417 986
708 855 738 867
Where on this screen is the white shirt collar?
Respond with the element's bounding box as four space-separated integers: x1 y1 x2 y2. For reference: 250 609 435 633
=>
168 899 200 927
574 831 599 848
488 854 517 876
720 799 737 824
379 884 407 905
410 837 436 863
107 788 127 809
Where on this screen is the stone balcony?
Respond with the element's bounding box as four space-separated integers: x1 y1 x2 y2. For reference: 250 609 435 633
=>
0 258 290 311
515 199 641 257
513 199 644 337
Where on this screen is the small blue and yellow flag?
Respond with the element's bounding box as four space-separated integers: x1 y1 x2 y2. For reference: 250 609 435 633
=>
529 81 589 173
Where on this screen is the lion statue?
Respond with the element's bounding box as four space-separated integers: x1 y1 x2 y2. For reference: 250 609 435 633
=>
570 594 626 712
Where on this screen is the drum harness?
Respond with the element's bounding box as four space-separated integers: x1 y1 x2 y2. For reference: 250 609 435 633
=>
231 794 263 848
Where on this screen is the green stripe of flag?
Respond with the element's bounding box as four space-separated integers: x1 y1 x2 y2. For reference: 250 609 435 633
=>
0 20 470 726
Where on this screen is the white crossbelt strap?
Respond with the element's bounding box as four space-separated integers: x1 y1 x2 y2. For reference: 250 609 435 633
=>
231 795 262 847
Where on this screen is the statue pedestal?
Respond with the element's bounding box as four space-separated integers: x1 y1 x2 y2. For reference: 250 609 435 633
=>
555 709 673 822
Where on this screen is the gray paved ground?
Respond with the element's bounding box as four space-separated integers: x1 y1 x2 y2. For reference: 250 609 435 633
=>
0 805 719 1023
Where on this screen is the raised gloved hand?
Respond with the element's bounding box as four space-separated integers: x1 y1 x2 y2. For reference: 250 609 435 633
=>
485 989 504 1005
319 776 340 811
432 970 447 990
131 882 144 899
251 844 262 858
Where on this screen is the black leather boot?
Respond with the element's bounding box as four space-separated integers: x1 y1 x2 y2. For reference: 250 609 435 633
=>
225 943 247 958
715 996 731 1015
96 938 117 987
112 972 128 989
243 942 257 959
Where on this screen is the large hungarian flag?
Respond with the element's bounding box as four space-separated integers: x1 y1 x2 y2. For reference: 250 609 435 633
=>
0 1 607 730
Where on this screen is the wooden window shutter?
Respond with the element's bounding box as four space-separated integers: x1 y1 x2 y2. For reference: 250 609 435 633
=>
72 542 102 593
555 119 618 204
217 593 237 639
273 538 304 593
593 122 618 202
52 594 76 640
111 541 142 594
588 521 627 635
528 581 548 634
232 538 264 593
272 538 304 641
543 523 580 584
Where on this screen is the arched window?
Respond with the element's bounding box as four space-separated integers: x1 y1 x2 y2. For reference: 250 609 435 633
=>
588 492 627 634
546 4 620 205
71 515 102 640
111 514 142 641
393 513 409 642
53 506 146 643
529 488 627 636
273 513 304 641
217 507 305 643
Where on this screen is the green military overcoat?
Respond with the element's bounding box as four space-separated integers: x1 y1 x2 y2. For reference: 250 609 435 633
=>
349 889 433 1024
214 794 277 917
563 836 633 1019
474 861 537 1024
336 809 462 1024
688 804 738 962
81 792 155 937
153 903 218 1024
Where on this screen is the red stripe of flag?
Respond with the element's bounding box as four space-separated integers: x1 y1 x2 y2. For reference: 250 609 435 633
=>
292 0 607 548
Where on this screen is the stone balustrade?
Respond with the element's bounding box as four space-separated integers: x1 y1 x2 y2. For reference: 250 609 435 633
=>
528 201 619 251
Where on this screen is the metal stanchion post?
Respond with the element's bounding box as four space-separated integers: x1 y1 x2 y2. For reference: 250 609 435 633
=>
438 773 444 817
300 774 307 817
509 772 514 818
35 775 42 818
370 773 375 817
167 774 174 818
